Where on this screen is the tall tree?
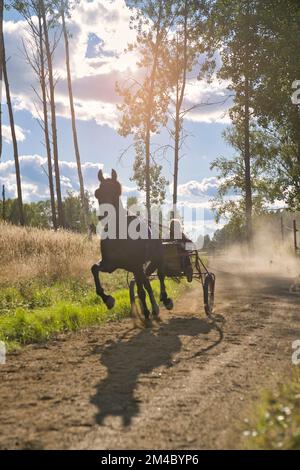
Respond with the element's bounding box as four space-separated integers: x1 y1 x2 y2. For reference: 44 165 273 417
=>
171 0 189 214
117 0 175 213
60 0 88 227
141 0 164 214
251 0 300 210
41 0 65 227
211 123 281 227
2 31 24 225
206 0 263 246
38 1 57 229
131 140 168 205
243 7 252 246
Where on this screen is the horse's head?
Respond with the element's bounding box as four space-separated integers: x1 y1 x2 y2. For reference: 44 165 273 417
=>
94 169 122 208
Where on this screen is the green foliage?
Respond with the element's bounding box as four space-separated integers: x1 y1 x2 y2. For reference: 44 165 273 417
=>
127 196 138 209
209 0 300 213
63 190 93 232
0 198 53 228
210 123 281 225
204 0 300 230
206 0 262 116
131 140 168 205
245 370 300 450
251 1 300 211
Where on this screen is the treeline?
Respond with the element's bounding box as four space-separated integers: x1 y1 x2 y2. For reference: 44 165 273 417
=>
0 192 97 231
0 1 300 244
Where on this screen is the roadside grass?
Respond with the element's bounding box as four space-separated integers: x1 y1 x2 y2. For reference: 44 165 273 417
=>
244 369 300 449
0 271 130 315
0 221 99 286
0 279 186 350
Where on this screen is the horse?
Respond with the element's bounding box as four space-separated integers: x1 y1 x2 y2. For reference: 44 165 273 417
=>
91 169 173 324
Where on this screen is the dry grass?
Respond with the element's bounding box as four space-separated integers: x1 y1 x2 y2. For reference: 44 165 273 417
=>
0 222 99 286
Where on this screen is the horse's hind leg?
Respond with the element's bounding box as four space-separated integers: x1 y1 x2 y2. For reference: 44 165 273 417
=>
91 262 115 309
134 270 151 323
143 274 160 319
145 261 173 311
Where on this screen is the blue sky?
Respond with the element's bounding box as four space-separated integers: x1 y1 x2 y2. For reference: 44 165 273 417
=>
0 0 234 236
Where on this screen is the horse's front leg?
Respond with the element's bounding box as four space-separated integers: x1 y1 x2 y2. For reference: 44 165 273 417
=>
91 261 115 309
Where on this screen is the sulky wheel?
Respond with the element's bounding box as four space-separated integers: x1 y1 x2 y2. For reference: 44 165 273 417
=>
203 273 215 316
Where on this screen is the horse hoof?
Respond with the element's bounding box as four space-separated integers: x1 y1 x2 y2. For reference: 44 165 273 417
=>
164 298 174 310
144 317 152 328
153 314 162 323
105 296 115 310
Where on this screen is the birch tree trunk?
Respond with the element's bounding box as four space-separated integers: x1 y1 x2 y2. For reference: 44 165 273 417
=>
38 3 57 229
61 2 87 227
2 33 25 225
144 0 163 217
41 0 65 227
172 1 188 215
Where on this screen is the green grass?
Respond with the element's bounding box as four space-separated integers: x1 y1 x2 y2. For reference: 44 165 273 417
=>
244 370 300 449
0 278 186 350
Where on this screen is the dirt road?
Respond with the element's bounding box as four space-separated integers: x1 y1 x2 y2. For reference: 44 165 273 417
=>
0 267 299 449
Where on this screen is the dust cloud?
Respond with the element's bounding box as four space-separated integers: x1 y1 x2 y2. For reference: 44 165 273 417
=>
212 214 300 283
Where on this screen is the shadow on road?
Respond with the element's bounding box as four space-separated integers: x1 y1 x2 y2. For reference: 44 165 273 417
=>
90 316 222 427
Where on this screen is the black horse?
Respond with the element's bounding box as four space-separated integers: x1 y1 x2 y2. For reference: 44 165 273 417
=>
91 169 173 322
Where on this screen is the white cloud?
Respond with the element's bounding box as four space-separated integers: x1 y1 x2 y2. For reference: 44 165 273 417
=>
177 177 220 198
182 78 233 124
41 0 139 80
2 124 27 143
